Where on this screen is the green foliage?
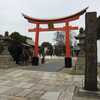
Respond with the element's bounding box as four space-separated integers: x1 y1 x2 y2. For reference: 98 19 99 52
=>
10 32 27 43
41 42 53 55
41 42 52 48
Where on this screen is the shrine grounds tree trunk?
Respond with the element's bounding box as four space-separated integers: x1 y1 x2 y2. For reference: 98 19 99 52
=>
84 12 98 91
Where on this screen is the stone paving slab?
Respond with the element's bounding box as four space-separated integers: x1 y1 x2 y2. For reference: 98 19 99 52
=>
3 88 23 97
72 86 100 100
0 86 11 94
41 91 60 100
72 97 100 100
16 89 34 97
0 66 99 100
0 68 76 100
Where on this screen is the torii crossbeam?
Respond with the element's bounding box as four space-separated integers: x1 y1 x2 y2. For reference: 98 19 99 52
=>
22 7 88 67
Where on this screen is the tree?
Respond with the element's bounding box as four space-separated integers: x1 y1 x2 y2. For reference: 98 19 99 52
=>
10 32 27 43
9 32 31 64
41 42 53 56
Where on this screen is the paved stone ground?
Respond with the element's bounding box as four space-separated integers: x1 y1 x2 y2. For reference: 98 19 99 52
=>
0 58 99 100
0 67 82 100
72 90 100 100
72 85 100 100
72 94 100 100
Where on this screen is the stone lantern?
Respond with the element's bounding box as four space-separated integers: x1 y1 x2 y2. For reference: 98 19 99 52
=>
0 31 15 68
75 28 86 56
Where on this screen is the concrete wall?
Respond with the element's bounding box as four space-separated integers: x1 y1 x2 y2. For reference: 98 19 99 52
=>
97 40 100 63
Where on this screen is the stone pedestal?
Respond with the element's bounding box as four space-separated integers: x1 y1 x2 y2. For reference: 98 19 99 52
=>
32 56 39 66
65 57 72 68
0 45 16 68
74 86 100 99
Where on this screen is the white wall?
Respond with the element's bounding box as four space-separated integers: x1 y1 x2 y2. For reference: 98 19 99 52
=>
97 40 100 63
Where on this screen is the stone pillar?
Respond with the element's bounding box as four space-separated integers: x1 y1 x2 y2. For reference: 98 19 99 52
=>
84 12 98 91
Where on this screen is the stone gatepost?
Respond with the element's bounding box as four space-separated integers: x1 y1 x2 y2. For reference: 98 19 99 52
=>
84 12 98 91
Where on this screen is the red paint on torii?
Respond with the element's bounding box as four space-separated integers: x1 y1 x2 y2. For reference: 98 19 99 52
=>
28 26 78 32
22 7 87 24
23 7 88 66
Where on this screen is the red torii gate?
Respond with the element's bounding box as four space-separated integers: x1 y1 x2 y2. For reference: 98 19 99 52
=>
23 7 87 67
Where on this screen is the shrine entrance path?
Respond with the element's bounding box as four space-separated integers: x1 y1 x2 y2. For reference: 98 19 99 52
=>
0 58 99 100
18 57 65 72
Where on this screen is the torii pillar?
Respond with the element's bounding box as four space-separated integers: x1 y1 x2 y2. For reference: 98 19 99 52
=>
32 23 40 65
65 23 72 67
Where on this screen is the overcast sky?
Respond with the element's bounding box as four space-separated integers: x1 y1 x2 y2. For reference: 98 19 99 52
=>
0 0 100 44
